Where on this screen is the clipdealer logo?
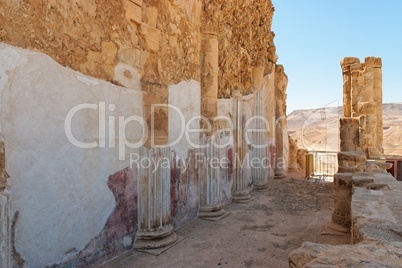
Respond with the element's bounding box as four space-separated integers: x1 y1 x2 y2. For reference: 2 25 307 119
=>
64 102 282 168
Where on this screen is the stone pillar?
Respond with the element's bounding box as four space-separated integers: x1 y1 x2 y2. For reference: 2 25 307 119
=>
339 118 360 152
332 173 353 228
288 135 299 172
274 65 288 178
360 57 380 158
340 57 384 159
251 65 269 189
332 118 367 230
198 138 228 219
340 57 360 117
232 93 253 202
297 148 308 174
367 57 384 156
200 32 219 125
263 63 276 180
350 62 364 117
251 88 269 189
143 84 169 147
199 5 224 216
134 147 177 250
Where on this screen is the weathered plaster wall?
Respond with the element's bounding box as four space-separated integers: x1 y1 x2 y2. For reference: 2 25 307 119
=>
0 44 143 267
168 80 201 158
0 0 204 146
0 0 287 265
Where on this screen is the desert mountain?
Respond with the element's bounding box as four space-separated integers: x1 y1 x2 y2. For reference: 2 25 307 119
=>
287 103 402 156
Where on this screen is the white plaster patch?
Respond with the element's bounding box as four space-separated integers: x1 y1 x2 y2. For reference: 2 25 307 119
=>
0 44 29 134
76 74 100 86
0 44 144 267
168 79 200 158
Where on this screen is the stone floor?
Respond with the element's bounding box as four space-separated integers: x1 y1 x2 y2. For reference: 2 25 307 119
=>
98 174 349 268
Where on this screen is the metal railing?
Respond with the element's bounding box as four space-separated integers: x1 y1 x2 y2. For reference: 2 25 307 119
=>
309 151 338 179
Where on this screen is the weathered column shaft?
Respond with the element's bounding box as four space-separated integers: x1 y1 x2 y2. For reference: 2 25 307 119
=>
201 32 219 124
263 63 276 179
342 66 352 117
135 147 176 250
252 88 269 189
288 135 299 171
350 63 364 117
341 56 384 158
198 138 228 219
369 57 384 154
340 57 360 117
232 97 252 202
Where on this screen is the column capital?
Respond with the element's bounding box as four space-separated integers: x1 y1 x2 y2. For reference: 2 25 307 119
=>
340 57 360 66
365 57 382 68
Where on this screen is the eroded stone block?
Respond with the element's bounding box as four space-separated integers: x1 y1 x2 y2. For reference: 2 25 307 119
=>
125 0 142 24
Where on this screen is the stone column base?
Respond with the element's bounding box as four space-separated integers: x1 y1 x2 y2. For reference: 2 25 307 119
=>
253 181 269 190
134 225 177 250
232 188 253 203
274 173 285 179
198 205 228 220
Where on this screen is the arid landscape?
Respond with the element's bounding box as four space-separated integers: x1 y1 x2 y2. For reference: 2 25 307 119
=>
288 103 402 156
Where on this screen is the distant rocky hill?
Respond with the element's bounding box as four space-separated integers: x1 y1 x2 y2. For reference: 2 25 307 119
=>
287 103 402 156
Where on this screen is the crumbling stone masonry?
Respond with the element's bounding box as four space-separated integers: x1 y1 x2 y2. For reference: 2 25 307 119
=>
332 57 387 229
290 57 402 268
290 172 402 267
0 0 290 266
340 57 384 159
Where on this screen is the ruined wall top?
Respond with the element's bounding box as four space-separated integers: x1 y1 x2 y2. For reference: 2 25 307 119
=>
340 56 384 158
340 57 382 69
0 0 278 98
218 0 276 97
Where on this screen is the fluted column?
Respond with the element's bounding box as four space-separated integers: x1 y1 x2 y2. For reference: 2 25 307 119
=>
252 88 269 189
134 147 177 250
198 138 228 219
263 63 276 180
232 94 253 202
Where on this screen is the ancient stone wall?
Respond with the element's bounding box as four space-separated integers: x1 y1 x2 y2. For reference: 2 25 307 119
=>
216 0 276 97
291 171 402 267
0 44 143 267
0 0 201 85
1 0 280 145
0 0 286 266
340 57 383 158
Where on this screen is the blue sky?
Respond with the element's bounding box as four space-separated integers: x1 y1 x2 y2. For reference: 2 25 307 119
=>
272 0 402 114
